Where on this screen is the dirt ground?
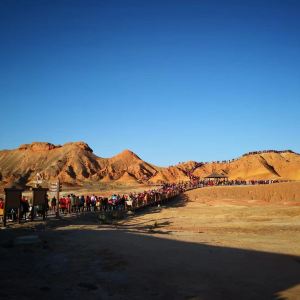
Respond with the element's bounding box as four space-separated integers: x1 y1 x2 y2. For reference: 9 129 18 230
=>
1 183 300 299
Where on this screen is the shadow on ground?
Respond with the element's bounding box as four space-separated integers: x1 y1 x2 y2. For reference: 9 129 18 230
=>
0 217 300 300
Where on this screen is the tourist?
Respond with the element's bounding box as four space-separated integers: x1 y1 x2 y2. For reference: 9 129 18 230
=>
70 194 76 212
66 195 71 214
80 195 85 212
86 195 91 211
51 196 57 212
59 197 67 214
20 196 30 221
91 194 96 211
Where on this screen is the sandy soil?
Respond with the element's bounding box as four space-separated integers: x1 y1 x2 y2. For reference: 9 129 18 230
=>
0 183 300 299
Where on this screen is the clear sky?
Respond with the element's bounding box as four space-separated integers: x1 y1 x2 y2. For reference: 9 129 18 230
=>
0 0 299 166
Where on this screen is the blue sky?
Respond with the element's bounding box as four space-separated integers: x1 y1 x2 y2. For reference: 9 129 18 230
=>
0 0 299 166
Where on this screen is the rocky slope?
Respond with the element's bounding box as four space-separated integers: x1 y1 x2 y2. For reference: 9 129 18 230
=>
0 142 299 190
0 142 158 188
193 151 300 181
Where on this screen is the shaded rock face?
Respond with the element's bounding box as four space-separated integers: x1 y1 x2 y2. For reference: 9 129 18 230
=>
0 142 300 190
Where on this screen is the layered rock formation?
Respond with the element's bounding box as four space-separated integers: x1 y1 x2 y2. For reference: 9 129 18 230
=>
0 142 299 190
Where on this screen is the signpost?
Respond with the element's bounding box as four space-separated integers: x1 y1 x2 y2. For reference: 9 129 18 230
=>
3 187 23 227
49 181 62 217
31 187 49 221
35 173 43 187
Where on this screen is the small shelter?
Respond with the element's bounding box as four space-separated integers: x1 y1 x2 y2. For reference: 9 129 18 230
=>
3 186 24 226
204 172 228 183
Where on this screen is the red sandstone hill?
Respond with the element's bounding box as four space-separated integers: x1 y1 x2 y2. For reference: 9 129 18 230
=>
0 142 158 189
0 142 299 190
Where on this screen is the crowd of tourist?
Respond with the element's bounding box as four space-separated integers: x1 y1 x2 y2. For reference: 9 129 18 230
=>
200 179 280 186
242 150 296 157
0 182 199 222
176 150 297 167
47 182 197 214
1 178 283 224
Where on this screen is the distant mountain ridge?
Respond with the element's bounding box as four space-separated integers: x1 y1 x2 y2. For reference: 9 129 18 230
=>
0 141 300 190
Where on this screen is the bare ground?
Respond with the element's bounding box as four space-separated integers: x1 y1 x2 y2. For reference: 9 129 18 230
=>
1 183 300 299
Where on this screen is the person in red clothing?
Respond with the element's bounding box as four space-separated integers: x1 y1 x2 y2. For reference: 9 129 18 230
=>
66 195 71 214
0 198 4 220
86 195 91 211
0 198 4 210
59 197 67 214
